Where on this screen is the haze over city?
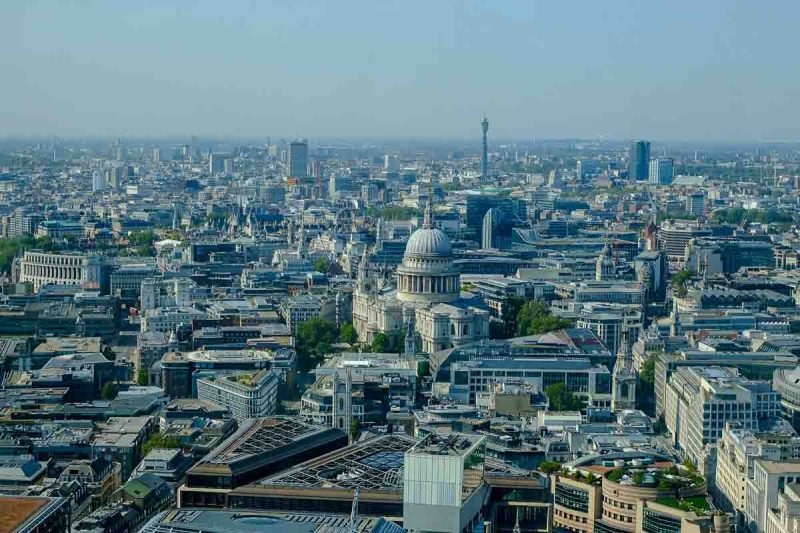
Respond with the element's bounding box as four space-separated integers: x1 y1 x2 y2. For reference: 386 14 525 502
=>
5 3 800 533
2 0 800 141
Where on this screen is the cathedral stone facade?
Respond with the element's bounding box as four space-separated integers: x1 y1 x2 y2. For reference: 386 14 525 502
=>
353 195 489 354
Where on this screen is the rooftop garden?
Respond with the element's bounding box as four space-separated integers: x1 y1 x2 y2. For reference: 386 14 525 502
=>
653 496 711 515
539 461 602 485
605 464 704 490
226 373 258 387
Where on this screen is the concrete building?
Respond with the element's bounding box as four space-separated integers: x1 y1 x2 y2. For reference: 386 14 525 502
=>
664 366 780 469
448 357 612 407
747 458 800 533
687 192 707 218
140 277 196 311
716 422 800 523
289 139 308 181
196 370 279 420
300 352 417 429
403 433 488 533
649 157 674 185
766 483 800 533
18 251 103 292
110 264 156 300
628 140 651 181
178 417 347 508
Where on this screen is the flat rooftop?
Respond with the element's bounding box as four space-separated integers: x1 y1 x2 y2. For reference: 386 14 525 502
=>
0 497 46 533
408 433 485 457
140 509 403 533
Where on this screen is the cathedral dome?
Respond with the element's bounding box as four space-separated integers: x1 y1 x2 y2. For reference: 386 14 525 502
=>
405 226 452 257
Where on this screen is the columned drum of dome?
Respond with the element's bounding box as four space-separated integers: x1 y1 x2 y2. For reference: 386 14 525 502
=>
396 189 460 304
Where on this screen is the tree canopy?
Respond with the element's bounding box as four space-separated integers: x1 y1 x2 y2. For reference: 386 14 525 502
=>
371 332 391 353
712 207 793 225
538 461 562 474
141 432 181 456
0 235 59 274
365 206 420 221
545 382 584 411
295 318 339 372
516 300 572 336
671 269 693 296
100 381 117 400
314 257 331 274
339 323 358 344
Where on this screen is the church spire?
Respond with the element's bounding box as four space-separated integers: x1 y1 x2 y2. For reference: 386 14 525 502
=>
423 180 434 228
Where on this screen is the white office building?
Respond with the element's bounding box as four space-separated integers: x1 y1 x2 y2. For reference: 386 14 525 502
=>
649 157 674 185
196 369 279 420
664 366 780 470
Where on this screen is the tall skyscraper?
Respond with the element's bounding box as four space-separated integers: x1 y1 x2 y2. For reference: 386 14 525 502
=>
92 170 106 192
481 117 489 180
686 192 706 218
649 157 674 185
384 154 399 173
289 139 309 180
481 208 496 250
628 140 650 181
209 153 232 174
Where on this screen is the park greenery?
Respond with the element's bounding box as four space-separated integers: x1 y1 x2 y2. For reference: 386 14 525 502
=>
657 211 697 223
711 207 794 225
128 230 156 256
295 319 360 371
0 235 59 274
365 206 420 221
491 297 573 339
339 323 358 344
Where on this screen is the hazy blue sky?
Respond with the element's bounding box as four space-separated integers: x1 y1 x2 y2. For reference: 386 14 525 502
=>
1 1 798 141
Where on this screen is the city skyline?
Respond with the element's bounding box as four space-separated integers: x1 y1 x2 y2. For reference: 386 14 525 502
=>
2 1 799 142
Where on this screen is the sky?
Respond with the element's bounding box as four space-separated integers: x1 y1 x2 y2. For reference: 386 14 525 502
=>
1 0 798 142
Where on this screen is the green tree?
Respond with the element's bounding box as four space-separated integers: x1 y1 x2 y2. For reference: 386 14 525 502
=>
712 207 793 225
314 257 331 273
371 332 390 353
295 318 339 371
100 381 117 400
657 211 697 223
516 300 572 336
539 461 562 475
102 346 116 361
349 418 361 442
500 295 526 338
128 230 156 247
141 432 181 456
339 323 358 344
638 354 658 415
640 356 656 385
365 206 420 221
672 269 693 297
0 235 60 274
545 382 584 411
137 368 149 386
